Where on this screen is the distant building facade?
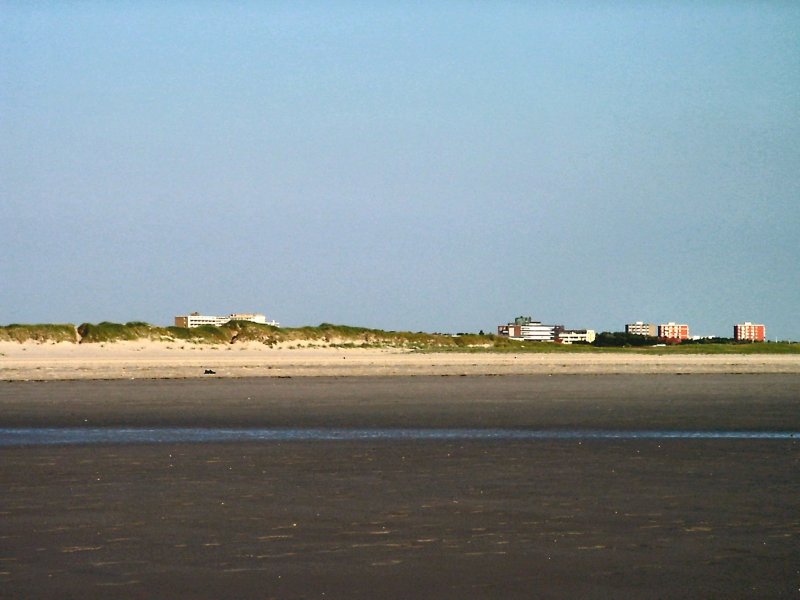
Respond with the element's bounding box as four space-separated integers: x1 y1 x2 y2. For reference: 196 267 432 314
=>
658 322 690 340
520 322 560 342
228 313 269 324
734 322 765 342
497 316 571 343
174 314 229 328
497 324 520 338
497 316 531 339
175 312 279 328
626 322 658 337
558 329 596 344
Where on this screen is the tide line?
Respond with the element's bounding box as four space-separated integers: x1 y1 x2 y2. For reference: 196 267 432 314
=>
0 427 797 446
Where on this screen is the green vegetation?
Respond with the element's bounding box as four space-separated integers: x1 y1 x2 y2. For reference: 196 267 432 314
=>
0 321 797 353
0 323 78 343
641 342 800 355
588 331 800 354
592 331 662 347
429 340 800 355
77 321 155 343
77 321 233 344
226 322 481 350
164 325 231 344
63 321 497 349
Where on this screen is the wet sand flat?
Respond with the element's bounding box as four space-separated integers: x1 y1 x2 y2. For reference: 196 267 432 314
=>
1 375 799 598
1 374 800 430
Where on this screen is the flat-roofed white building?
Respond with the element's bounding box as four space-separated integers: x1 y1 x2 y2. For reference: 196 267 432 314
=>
228 313 270 324
175 312 279 328
520 323 558 341
558 329 596 344
497 317 561 342
174 313 230 328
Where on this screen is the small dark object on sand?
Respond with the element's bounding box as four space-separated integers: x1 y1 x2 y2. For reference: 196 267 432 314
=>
203 369 216 375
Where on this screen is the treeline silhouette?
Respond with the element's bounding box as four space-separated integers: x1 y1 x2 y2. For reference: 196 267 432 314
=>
593 332 754 347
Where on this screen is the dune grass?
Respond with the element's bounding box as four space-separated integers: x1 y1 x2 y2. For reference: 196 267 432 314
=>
76 322 155 343
0 324 78 343
76 322 232 344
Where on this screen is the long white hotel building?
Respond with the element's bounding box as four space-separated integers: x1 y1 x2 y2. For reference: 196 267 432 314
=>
174 312 279 328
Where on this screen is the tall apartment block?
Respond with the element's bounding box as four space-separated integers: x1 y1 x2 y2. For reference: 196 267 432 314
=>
733 322 765 342
626 322 658 337
658 322 690 340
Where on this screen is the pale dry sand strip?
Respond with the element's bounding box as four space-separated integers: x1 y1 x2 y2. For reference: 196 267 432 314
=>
1 341 799 380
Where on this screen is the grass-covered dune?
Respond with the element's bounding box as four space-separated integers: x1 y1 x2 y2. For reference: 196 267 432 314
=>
185 321 491 350
4 321 488 349
224 321 491 349
1 322 798 353
0 324 79 343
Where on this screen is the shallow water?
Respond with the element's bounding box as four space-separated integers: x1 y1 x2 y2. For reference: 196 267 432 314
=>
0 427 797 446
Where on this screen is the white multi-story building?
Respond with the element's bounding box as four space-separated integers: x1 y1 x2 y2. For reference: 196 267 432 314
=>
497 316 562 342
520 322 558 341
174 314 230 328
558 329 596 344
175 312 279 328
228 313 269 324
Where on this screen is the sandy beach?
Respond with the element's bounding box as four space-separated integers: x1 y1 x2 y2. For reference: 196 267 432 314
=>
2 340 800 380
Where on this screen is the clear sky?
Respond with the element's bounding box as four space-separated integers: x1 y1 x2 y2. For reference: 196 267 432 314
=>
2 2 799 338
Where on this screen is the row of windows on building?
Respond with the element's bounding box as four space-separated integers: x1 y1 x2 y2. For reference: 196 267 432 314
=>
498 317 767 343
497 316 595 344
174 312 280 329
626 321 766 342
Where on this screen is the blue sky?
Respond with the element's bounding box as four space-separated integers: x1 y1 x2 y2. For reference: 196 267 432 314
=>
2 2 799 338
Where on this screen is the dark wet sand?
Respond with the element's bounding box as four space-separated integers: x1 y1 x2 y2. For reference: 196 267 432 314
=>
1 375 799 598
3 374 800 430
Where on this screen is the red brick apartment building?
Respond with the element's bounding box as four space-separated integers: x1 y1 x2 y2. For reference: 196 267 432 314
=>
734 322 766 342
658 322 690 340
